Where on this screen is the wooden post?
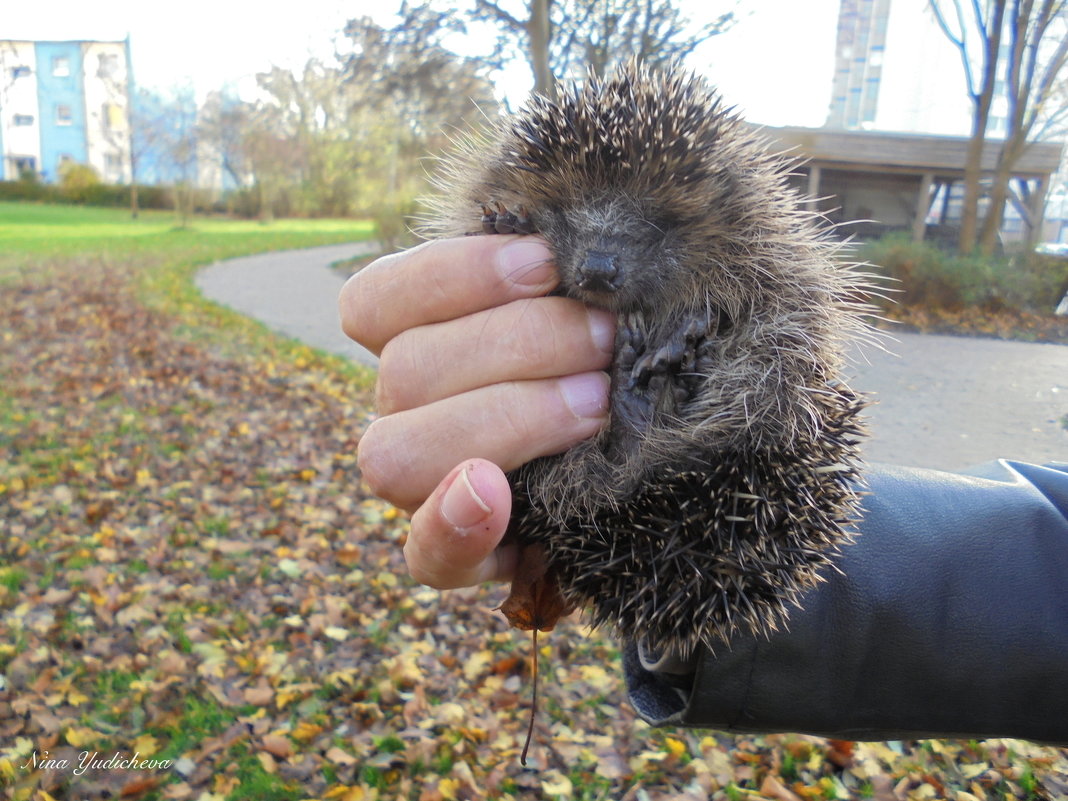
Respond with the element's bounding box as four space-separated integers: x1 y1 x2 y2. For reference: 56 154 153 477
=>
913 172 934 242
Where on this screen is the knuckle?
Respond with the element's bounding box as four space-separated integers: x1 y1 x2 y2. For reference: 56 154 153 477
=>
494 381 537 445
374 336 411 414
338 272 374 345
508 300 561 370
356 418 399 501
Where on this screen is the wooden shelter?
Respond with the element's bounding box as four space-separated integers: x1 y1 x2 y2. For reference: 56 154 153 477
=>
762 126 1065 244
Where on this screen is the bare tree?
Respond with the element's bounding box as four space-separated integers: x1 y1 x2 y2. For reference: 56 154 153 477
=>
198 89 255 199
473 0 555 96
256 61 361 216
471 0 736 98
341 6 498 241
930 0 1008 254
131 86 199 226
977 0 1068 253
551 0 736 81
931 0 1068 254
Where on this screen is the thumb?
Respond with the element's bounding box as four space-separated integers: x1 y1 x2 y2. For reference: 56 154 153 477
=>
404 459 518 589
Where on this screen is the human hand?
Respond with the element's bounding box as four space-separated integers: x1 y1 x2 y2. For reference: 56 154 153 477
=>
338 236 614 590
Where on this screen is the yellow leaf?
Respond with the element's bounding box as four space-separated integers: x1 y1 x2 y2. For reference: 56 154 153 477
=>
578 665 612 692
136 469 152 487
66 689 89 706
323 626 348 642
276 689 301 709
438 777 460 800
960 763 990 780
133 733 160 756
292 722 324 743
540 769 574 798
463 651 491 682
663 737 687 759
324 787 365 800
65 726 100 747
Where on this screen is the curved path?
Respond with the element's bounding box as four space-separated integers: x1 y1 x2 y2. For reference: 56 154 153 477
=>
196 242 380 366
196 243 1067 471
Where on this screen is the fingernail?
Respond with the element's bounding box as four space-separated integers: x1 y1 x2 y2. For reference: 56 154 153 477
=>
441 464 493 532
587 309 616 355
498 239 555 286
559 372 610 420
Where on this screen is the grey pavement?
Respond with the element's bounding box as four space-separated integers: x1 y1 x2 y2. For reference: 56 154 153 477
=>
845 334 1066 470
195 242 380 366
196 245 1067 471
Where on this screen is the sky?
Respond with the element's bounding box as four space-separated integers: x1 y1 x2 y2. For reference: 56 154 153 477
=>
3 0 840 127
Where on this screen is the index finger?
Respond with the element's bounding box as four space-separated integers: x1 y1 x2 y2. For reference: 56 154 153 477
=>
338 235 557 355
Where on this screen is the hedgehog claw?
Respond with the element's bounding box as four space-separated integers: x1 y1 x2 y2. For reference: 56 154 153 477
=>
479 202 538 235
494 205 518 234
481 205 497 235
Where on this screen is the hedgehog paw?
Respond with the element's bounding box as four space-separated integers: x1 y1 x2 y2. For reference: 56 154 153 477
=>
625 311 717 403
480 202 536 235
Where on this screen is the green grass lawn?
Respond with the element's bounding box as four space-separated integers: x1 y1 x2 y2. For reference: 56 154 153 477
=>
0 201 377 384
0 202 366 252
1 201 1065 801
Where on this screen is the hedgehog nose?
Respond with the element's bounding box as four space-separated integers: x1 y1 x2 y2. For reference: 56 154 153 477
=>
578 251 620 292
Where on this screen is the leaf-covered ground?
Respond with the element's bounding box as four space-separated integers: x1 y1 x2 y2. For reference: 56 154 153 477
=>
879 305 1068 344
2 212 1068 800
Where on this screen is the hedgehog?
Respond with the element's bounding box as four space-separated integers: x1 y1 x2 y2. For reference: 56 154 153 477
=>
423 60 875 659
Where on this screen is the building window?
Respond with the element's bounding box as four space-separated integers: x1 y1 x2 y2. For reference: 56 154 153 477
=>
11 65 31 79
52 56 70 77
13 156 37 177
103 103 126 131
14 114 35 126
56 104 73 125
97 53 119 79
105 153 124 178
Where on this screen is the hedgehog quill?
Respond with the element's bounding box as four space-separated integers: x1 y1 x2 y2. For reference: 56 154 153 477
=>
423 60 876 758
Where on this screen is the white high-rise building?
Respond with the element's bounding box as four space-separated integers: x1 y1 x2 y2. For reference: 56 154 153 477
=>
826 0 1006 137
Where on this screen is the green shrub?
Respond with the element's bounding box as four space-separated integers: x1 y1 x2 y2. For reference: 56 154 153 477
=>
0 180 171 210
371 197 419 251
857 233 1067 314
59 162 102 203
1008 251 1068 313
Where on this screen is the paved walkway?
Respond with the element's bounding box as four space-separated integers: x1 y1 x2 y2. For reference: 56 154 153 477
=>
196 244 1067 471
195 242 380 366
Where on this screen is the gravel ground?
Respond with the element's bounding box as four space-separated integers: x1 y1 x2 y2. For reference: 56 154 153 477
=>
196 244 1068 471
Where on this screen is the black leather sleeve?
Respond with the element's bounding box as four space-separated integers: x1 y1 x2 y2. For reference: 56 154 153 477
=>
623 460 1068 745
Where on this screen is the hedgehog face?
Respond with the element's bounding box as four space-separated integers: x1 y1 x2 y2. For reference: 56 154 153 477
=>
536 196 682 314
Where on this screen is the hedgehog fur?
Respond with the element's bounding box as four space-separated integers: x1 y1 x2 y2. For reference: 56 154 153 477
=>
423 60 875 655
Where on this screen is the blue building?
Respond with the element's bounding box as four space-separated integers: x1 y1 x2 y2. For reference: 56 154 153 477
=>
0 38 133 183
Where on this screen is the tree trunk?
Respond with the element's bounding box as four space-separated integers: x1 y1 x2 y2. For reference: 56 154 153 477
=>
958 121 987 254
528 0 554 98
979 138 1025 255
934 0 1008 254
